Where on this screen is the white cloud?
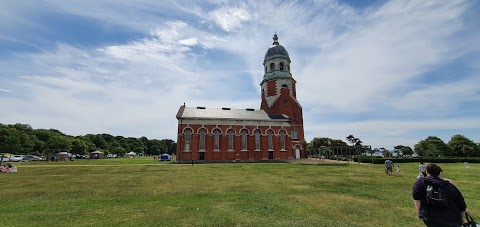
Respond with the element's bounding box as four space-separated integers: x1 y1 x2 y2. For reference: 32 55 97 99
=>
208 6 251 32
1 0 479 150
0 88 14 93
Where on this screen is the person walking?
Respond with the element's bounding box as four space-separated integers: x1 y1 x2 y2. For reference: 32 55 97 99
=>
385 159 394 175
412 163 468 226
419 161 427 177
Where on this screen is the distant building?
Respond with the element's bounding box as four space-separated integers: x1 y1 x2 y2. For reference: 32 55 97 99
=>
176 34 306 162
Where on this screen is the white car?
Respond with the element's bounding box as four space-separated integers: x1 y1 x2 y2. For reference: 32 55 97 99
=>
1 156 9 162
9 155 25 162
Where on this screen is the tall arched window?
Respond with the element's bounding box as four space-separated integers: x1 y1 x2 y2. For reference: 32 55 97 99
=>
270 63 275 72
199 129 206 151
185 129 191 151
255 130 261 150
268 130 273 150
280 130 286 150
227 129 234 150
214 129 220 150
280 62 284 71
241 129 248 150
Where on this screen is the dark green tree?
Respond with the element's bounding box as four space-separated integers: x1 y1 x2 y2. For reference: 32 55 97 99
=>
0 128 22 153
414 136 451 157
45 135 72 151
448 134 479 157
400 146 414 157
71 139 87 155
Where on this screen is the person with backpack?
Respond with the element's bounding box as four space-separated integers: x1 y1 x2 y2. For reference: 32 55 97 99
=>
412 163 468 226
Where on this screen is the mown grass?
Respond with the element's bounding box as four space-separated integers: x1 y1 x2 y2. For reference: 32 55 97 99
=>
1 159 478 227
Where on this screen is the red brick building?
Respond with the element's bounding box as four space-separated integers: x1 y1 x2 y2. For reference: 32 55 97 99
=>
176 34 306 162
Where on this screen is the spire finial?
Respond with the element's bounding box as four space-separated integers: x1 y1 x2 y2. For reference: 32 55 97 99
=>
273 32 279 45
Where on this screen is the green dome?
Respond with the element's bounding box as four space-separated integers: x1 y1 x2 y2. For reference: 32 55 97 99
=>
264 34 290 62
265 44 289 59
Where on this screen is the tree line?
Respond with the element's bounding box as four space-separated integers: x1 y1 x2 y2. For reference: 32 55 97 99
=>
307 134 480 158
0 123 176 156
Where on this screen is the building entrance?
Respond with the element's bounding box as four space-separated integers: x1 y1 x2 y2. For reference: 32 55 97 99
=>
268 151 273 160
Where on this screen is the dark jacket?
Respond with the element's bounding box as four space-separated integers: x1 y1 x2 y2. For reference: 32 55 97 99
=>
412 176 467 226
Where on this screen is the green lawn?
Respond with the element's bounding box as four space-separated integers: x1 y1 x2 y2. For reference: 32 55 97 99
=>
1 159 479 227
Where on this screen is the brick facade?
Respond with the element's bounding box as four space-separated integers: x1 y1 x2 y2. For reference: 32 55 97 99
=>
176 34 306 163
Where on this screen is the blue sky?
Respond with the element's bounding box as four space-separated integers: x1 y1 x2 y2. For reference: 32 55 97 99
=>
1 0 479 150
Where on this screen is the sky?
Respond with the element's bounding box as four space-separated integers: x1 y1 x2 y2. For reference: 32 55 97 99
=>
1 0 479 150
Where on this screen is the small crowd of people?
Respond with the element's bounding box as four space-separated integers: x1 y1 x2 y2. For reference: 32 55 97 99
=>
0 163 17 173
384 159 473 226
412 162 471 226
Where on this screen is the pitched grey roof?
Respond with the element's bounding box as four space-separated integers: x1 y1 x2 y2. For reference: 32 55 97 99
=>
176 106 290 121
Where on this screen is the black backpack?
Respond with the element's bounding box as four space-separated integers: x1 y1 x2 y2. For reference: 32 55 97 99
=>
425 180 449 208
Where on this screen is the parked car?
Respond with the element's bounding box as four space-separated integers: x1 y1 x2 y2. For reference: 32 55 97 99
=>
9 155 25 162
1 156 10 162
22 155 42 162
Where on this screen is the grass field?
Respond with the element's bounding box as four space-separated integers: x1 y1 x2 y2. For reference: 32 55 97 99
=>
1 159 479 227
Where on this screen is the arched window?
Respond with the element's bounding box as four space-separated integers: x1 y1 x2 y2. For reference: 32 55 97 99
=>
280 62 284 71
270 63 275 72
227 129 234 150
185 129 191 151
214 129 220 150
241 129 248 150
199 129 206 151
265 67 267 74
280 130 286 150
255 130 261 150
268 130 273 150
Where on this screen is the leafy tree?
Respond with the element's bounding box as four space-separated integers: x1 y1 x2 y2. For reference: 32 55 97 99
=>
0 128 22 153
0 128 34 154
448 134 479 157
400 146 414 157
92 135 108 150
346 135 363 147
311 137 332 147
161 139 176 154
112 147 126 156
32 129 55 143
126 137 144 152
346 135 357 146
414 136 451 157
45 135 72 151
393 145 404 157
133 146 144 154
330 139 347 146
11 123 33 133
71 139 87 155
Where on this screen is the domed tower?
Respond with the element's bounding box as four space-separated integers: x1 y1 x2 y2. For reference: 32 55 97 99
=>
260 33 305 158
